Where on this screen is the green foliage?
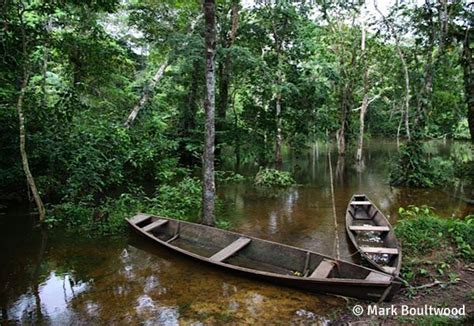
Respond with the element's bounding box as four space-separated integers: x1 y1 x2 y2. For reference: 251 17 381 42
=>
254 168 295 188
48 177 203 235
215 170 245 183
397 206 473 259
0 0 472 235
152 177 202 220
396 206 473 285
390 141 438 187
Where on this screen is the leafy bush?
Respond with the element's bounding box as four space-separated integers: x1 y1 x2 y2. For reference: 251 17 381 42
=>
48 177 203 235
396 206 473 260
151 177 202 220
254 168 295 187
215 170 245 183
395 206 473 283
389 141 436 187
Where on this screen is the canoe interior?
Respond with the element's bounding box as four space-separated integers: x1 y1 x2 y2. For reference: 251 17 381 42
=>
346 195 401 275
134 215 386 281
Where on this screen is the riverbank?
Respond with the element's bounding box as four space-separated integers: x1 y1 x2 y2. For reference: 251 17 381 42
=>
335 262 473 325
334 207 473 325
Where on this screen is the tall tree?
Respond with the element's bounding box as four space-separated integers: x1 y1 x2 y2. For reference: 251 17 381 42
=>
15 2 46 221
216 0 240 161
374 1 411 143
202 0 217 225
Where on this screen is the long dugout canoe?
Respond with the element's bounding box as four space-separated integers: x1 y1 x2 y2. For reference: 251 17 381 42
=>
127 213 401 301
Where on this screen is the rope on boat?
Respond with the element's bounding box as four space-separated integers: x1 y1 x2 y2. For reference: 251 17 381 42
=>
327 132 340 260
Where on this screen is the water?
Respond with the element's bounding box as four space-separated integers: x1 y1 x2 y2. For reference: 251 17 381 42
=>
1 139 472 324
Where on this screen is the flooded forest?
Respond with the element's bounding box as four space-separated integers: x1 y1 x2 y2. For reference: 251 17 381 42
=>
1 0 473 324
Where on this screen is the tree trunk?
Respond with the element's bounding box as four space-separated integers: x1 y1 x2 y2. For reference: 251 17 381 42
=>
275 93 283 165
124 15 202 128
461 29 473 142
18 70 46 222
374 1 411 140
216 1 239 161
202 0 216 226
272 15 284 165
356 14 368 162
337 83 350 156
124 61 168 128
179 60 200 166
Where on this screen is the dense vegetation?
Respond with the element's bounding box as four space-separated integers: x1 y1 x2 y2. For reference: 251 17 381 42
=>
0 0 472 233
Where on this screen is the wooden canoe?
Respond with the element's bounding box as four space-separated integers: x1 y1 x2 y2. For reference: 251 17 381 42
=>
346 194 402 277
127 213 401 301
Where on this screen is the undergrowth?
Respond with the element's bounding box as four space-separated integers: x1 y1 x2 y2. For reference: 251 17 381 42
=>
47 177 231 235
395 206 473 288
254 168 295 188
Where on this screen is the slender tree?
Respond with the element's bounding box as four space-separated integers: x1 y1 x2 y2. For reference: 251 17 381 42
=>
374 0 411 142
16 3 46 221
202 0 216 225
216 0 240 161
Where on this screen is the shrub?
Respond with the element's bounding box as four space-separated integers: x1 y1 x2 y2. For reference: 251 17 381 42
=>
396 206 473 260
215 170 245 183
48 177 203 235
389 141 436 187
254 168 295 188
395 206 473 283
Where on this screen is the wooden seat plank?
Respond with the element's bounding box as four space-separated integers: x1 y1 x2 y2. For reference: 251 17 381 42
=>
129 214 151 225
351 201 372 206
210 237 251 262
382 266 397 274
349 225 390 232
309 259 335 278
365 271 392 282
143 219 168 232
361 247 399 255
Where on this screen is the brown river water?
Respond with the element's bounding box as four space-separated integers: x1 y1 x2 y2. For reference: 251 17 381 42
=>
1 139 472 324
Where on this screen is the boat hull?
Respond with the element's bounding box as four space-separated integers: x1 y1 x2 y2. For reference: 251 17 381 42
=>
128 214 401 301
345 194 402 277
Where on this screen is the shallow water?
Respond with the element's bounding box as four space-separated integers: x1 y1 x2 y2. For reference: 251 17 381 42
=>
1 139 472 324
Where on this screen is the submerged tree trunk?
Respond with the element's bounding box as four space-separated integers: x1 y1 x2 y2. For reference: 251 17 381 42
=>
124 61 168 128
18 70 46 222
202 0 216 226
337 83 351 156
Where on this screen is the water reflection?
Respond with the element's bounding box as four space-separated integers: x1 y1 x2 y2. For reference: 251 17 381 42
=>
1 139 472 324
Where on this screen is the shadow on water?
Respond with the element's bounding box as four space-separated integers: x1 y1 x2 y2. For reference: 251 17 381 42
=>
1 139 472 324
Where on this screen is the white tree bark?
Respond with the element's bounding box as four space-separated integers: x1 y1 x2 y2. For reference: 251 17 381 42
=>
374 1 411 140
202 0 216 225
124 61 168 128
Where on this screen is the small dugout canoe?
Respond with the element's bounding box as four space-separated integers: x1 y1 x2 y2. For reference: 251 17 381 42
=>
127 213 401 301
346 194 402 277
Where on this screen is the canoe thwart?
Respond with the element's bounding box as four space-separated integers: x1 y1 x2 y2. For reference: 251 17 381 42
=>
349 225 390 232
167 234 179 243
365 271 392 282
210 237 251 262
129 214 151 225
309 259 335 278
142 219 169 232
351 200 372 206
382 266 397 274
361 247 399 255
